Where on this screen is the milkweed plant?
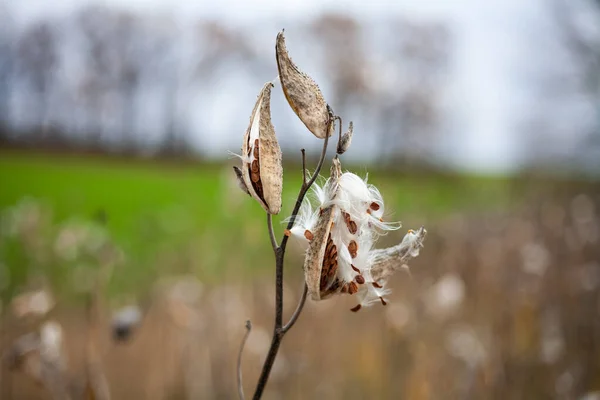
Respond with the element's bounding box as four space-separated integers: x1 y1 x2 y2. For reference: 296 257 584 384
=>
233 30 427 400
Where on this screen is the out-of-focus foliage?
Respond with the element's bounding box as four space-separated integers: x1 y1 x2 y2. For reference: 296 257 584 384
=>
1 152 599 399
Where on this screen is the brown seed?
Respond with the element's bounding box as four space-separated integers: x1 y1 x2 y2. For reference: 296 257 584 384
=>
342 211 351 223
348 281 358 295
372 282 383 289
328 260 338 277
284 229 291 237
351 264 360 273
304 230 314 241
379 297 387 306
366 209 372 215
348 240 358 258
355 275 365 284
251 160 260 173
251 171 260 183
253 139 260 159
370 202 380 211
350 304 362 312
329 246 338 261
348 221 358 235
320 275 329 290
341 283 348 293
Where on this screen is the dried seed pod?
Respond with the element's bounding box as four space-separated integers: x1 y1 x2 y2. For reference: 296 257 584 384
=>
276 30 333 139
303 157 343 300
337 121 353 154
239 82 283 214
233 166 250 195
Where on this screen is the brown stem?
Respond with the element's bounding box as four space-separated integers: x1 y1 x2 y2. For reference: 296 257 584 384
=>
267 214 278 252
251 122 331 400
301 149 307 185
237 321 252 400
282 283 308 333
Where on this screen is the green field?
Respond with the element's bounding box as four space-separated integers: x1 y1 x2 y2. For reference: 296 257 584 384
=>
0 149 521 300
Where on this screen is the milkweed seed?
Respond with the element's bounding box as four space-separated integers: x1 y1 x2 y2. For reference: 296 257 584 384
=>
355 275 365 284
351 264 360 273
253 139 259 158
251 160 260 173
348 240 358 258
379 297 387 306
348 281 358 295
350 304 362 312
304 230 314 241
348 220 358 234
372 282 383 289
370 202 380 211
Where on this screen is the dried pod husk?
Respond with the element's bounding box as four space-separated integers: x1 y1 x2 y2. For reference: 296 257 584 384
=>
232 166 250 196
239 82 283 214
337 121 353 155
369 227 427 283
303 157 343 300
276 30 333 139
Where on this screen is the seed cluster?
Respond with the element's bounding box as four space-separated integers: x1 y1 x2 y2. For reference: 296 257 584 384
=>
320 233 338 292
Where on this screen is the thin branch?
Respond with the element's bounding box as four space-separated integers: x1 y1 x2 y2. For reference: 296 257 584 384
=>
251 118 332 400
301 149 307 185
282 283 308 333
266 214 278 252
237 320 252 400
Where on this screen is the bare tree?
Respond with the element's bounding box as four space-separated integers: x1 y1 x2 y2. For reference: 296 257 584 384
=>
16 21 58 135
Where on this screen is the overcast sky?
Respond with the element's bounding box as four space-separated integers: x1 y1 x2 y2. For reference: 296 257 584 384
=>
4 0 584 173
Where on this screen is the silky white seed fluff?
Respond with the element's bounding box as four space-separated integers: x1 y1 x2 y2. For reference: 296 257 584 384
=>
288 170 402 307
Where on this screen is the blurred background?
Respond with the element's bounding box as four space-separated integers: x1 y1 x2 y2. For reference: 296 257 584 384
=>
1 0 600 398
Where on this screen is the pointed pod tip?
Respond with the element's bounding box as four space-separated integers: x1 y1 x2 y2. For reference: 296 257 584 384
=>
275 30 331 139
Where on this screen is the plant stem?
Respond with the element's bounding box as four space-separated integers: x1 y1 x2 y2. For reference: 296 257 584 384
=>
251 126 331 400
237 321 252 400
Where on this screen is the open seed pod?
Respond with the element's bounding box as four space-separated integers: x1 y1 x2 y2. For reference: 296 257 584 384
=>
276 30 333 139
237 82 283 215
303 157 343 300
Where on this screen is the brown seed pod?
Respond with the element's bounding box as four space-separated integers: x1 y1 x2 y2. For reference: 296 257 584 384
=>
303 157 342 300
239 82 283 215
275 30 333 139
337 121 353 155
